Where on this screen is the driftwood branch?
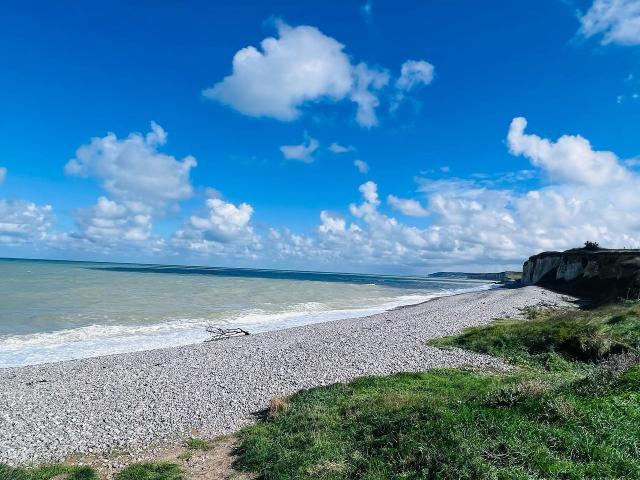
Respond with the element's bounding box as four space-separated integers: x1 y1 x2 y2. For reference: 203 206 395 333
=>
205 326 250 342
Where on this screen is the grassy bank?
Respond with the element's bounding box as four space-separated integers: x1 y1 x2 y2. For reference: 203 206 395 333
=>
236 302 640 479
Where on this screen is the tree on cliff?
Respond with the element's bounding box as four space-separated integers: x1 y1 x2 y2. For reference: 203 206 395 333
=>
584 241 600 251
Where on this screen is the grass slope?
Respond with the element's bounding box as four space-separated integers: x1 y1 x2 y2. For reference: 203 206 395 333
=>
236 302 640 479
431 302 640 366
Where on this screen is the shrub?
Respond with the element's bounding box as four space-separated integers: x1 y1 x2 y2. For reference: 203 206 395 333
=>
583 240 600 250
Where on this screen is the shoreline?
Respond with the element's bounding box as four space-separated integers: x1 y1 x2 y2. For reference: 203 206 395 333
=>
0 282 496 370
0 286 574 466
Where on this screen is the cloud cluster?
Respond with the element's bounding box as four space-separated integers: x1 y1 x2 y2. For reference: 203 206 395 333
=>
4 122 640 271
8 117 639 272
0 168 57 248
72 197 153 244
204 21 433 127
5 10 640 272
318 210 348 234
257 118 640 271
65 122 197 247
65 122 196 208
579 0 640 46
172 196 259 259
0 199 54 246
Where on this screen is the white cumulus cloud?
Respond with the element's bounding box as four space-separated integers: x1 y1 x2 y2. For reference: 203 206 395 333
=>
204 22 353 122
175 197 256 248
396 60 435 91
204 21 429 128
0 167 6 185
579 0 640 46
65 122 196 208
318 211 347 234
507 117 628 187
391 60 435 112
72 197 153 244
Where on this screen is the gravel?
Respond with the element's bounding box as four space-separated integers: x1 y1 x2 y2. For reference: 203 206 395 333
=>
0 286 574 465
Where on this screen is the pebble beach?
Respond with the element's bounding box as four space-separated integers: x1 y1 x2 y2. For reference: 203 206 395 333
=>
0 286 573 465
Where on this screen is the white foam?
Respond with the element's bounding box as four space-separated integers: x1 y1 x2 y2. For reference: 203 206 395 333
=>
0 284 494 369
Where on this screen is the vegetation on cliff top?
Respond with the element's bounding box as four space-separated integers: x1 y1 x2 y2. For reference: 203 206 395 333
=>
431 301 640 365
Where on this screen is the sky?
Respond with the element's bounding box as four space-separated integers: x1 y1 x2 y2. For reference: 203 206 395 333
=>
0 0 639 274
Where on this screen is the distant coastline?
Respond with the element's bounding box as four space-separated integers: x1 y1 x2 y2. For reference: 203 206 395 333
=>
428 270 523 282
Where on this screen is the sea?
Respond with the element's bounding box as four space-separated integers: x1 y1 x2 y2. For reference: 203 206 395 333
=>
0 258 496 368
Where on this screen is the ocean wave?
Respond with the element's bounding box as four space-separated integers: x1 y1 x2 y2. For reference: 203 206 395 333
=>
0 283 494 369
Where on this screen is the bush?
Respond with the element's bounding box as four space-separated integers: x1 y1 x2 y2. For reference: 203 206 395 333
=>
583 240 600 250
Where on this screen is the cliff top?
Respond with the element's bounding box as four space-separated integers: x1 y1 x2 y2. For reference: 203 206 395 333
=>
528 248 640 261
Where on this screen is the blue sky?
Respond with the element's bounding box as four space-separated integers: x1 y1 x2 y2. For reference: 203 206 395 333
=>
1 0 639 273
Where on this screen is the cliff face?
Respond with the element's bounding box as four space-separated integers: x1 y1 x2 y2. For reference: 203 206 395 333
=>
522 249 640 299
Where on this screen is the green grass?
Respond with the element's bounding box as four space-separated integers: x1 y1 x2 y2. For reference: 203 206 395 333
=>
0 462 182 480
0 464 97 480
185 438 210 451
431 302 640 367
114 463 181 480
177 437 211 460
235 302 640 479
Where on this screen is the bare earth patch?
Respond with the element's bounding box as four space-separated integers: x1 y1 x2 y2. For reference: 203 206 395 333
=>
67 435 254 480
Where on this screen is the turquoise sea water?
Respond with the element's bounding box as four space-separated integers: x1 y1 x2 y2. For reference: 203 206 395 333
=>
0 258 494 368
